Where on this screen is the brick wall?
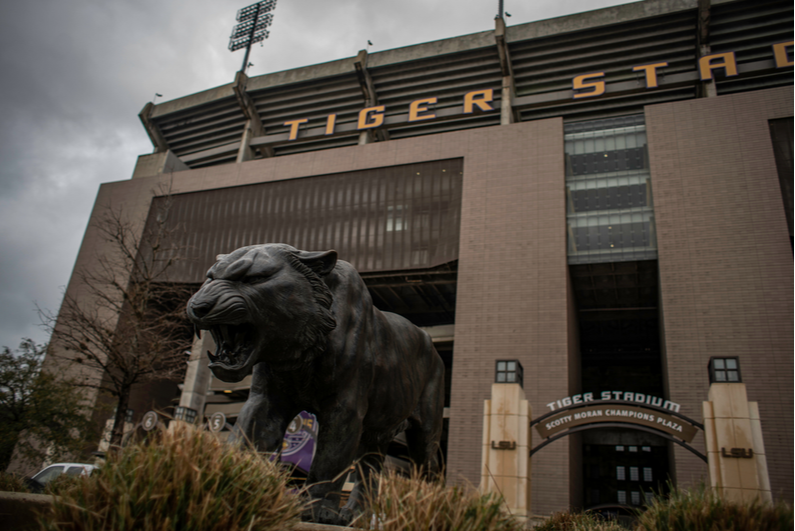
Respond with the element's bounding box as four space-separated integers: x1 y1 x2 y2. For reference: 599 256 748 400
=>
647 86 794 501
449 119 571 515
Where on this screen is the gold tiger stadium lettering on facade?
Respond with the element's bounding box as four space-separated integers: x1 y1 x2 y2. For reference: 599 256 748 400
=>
282 41 794 140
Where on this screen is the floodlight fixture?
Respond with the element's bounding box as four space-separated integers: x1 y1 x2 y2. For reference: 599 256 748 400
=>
229 0 277 73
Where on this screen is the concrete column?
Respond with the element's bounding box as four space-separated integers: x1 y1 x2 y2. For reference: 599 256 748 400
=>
178 334 215 418
480 383 532 519
236 120 255 163
702 383 771 503
501 77 514 125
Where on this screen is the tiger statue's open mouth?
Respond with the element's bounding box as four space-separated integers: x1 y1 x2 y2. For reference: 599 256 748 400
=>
204 322 257 379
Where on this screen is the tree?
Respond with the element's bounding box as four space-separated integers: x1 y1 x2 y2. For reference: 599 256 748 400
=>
0 339 94 471
42 192 194 448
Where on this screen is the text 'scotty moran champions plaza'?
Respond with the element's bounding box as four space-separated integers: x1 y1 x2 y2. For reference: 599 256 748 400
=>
46 0 792 515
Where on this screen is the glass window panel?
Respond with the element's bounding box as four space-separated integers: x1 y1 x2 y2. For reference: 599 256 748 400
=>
643 467 653 482
32 466 64 485
726 359 737 369
631 491 641 505
645 492 655 504
714 359 725 369
715 371 727 382
728 371 739 382
496 372 506 382
616 445 624 452
629 446 638 453
630 467 639 481
642 446 651 452
497 362 506 371
506 373 516 383
617 466 626 480
617 491 627 504
507 361 515 371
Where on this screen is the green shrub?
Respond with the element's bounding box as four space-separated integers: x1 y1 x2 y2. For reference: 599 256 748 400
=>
40 423 305 531
354 469 524 531
636 484 793 531
0 471 31 493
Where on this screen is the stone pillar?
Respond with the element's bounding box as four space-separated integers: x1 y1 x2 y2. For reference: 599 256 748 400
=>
480 383 532 519
702 382 772 503
178 334 215 418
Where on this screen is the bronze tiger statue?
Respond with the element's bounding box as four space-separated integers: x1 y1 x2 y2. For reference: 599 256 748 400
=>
186 244 444 525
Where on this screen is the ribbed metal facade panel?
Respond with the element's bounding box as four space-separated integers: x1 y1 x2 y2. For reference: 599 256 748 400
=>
512 9 698 123
251 74 365 139
155 97 246 157
145 159 463 283
511 11 697 96
712 0 794 95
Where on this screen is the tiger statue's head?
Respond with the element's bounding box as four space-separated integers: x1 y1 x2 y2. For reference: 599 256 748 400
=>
186 244 338 382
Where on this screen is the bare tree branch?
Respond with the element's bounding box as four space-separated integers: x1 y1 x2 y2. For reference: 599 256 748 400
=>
41 183 193 446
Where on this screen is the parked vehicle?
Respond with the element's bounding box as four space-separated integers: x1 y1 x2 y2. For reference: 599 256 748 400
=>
25 463 96 493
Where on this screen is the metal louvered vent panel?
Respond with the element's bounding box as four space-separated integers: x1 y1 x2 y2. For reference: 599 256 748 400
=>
371 49 502 108
154 98 247 157
524 87 696 124
143 159 464 282
510 10 697 97
251 74 365 138
388 113 501 140
273 134 361 156
711 0 794 95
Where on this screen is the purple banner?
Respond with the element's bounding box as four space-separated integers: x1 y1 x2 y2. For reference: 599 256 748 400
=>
280 410 318 473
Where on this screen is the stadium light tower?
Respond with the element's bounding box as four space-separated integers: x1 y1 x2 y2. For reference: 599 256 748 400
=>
229 0 277 73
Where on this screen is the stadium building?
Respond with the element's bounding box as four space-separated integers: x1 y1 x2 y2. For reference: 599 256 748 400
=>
51 0 792 514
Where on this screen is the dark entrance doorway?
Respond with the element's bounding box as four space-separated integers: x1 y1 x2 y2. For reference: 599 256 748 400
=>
582 429 669 508
570 259 670 508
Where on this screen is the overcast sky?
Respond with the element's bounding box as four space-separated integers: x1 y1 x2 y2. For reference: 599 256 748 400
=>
0 0 637 351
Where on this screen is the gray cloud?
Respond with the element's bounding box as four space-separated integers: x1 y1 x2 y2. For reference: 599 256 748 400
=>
0 0 634 350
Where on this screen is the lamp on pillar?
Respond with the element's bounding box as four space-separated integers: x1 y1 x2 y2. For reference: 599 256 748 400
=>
707 357 741 383
495 359 523 386
174 406 199 424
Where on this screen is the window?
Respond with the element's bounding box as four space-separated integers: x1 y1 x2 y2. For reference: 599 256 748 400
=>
616 466 626 480
32 466 64 485
386 205 405 232
631 491 641 505
709 357 741 383
615 445 625 452
565 115 658 265
630 467 639 482
645 492 655 504
495 360 524 387
643 467 653 482
629 446 638 453
617 491 627 504
66 466 86 477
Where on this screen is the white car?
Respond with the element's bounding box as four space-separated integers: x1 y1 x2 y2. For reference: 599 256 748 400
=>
27 463 97 492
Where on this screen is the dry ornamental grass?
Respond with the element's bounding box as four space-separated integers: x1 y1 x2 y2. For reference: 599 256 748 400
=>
353 469 525 531
635 484 793 531
39 423 305 531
